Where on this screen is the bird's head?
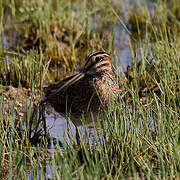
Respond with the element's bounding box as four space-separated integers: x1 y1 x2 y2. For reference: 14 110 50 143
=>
83 51 113 75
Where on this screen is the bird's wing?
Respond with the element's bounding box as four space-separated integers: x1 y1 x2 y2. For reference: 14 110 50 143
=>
41 73 84 104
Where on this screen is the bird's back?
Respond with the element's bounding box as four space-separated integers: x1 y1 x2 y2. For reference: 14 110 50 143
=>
43 74 101 116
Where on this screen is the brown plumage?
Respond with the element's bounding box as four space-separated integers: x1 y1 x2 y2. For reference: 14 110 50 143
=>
42 51 119 126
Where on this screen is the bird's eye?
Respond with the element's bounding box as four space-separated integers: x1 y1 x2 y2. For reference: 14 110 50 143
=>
95 56 103 62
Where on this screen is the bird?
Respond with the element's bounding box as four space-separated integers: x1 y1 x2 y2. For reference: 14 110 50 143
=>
41 51 119 127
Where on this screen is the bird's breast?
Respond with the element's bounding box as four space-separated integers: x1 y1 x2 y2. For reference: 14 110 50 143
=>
93 73 118 105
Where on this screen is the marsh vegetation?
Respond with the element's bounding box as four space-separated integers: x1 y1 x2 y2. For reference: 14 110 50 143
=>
0 0 180 179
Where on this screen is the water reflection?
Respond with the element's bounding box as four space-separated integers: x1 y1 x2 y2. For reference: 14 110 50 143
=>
45 112 102 148
114 25 133 72
46 112 76 144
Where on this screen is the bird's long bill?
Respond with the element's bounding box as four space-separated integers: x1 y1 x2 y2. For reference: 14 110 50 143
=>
41 73 84 104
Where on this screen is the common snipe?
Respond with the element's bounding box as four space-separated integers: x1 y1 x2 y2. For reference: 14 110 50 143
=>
42 51 119 126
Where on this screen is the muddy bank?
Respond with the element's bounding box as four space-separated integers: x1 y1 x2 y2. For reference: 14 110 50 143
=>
0 86 40 123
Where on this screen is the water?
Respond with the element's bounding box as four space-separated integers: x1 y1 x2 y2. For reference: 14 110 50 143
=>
114 25 134 72
45 112 77 145
45 111 102 148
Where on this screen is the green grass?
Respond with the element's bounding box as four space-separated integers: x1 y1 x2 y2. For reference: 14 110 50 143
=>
0 0 180 179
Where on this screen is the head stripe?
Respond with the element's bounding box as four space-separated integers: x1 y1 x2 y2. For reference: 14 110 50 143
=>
84 51 110 67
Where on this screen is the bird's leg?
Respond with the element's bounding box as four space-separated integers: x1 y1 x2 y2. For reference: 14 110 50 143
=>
29 103 38 139
41 103 47 139
75 125 81 146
